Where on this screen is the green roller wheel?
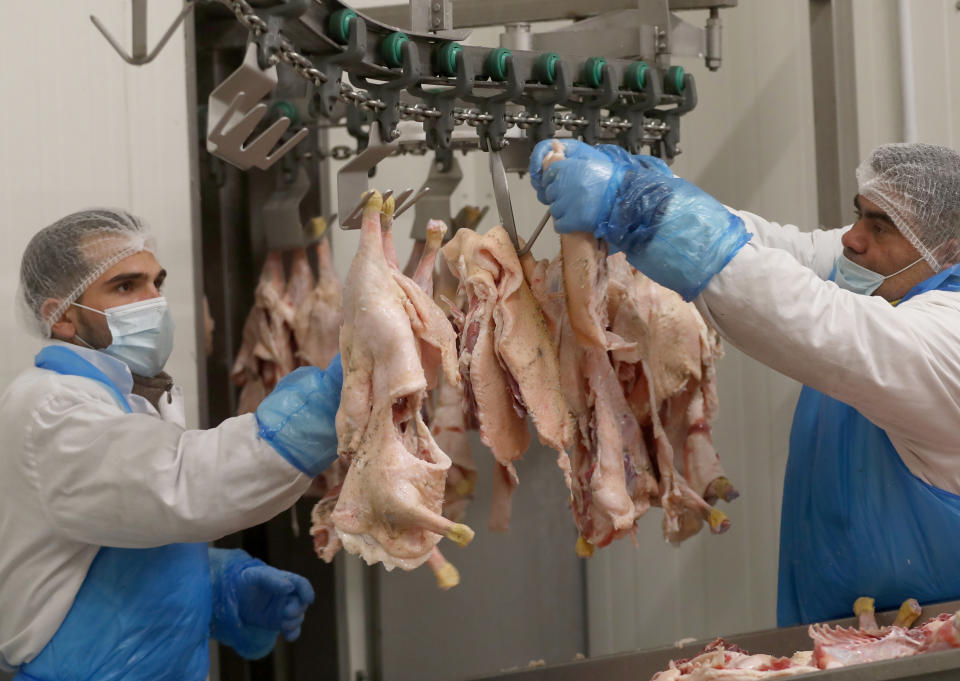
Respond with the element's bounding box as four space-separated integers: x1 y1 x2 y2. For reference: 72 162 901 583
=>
533 52 559 84
583 57 607 88
434 41 462 76
380 32 409 68
625 61 649 91
329 8 356 45
665 65 685 94
484 47 511 81
270 100 298 126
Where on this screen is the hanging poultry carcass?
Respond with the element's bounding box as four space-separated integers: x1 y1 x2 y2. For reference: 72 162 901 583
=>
232 251 297 414
531 141 735 552
406 220 481 521
441 225 573 531
607 254 737 543
320 191 474 581
293 220 344 370
432 255 478 522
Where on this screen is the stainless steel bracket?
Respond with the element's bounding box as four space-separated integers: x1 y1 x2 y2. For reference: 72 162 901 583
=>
206 42 309 171
261 165 311 251
410 155 463 242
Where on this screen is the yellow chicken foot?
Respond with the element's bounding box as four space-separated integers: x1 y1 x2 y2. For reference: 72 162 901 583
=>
426 547 460 591
406 502 475 547
705 476 740 503
379 195 400 267
854 596 880 633
707 508 730 534
445 523 475 547
381 194 396 219
455 477 475 496
893 598 922 629
575 536 595 558
363 190 383 215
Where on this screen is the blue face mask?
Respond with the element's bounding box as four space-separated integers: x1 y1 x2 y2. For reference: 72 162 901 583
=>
73 297 175 377
834 254 925 296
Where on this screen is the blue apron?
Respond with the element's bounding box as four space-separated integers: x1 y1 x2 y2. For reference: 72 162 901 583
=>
16 347 211 681
777 265 960 626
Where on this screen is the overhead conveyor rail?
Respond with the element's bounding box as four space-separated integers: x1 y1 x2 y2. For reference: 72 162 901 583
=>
200 0 724 168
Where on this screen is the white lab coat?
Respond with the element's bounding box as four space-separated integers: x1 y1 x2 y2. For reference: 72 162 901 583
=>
0 342 311 669
695 210 960 494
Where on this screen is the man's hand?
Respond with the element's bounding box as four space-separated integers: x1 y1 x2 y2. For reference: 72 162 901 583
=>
236 564 315 642
528 138 750 300
209 548 316 659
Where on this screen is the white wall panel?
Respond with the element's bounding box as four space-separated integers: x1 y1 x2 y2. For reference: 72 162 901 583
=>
902 0 958 147
0 2 198 425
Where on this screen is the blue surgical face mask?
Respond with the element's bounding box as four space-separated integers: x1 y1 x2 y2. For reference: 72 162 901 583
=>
73 297 175 377
834 254 925 296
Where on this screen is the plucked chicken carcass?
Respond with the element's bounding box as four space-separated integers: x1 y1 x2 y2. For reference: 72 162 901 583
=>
606 254 736 543
294 221 344 369
534 142 735 552
232 251 297 414
419 221 480 521
329 191 474 573
442 225 573 531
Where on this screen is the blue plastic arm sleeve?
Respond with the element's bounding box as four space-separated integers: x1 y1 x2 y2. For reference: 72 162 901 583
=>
255 354 343 476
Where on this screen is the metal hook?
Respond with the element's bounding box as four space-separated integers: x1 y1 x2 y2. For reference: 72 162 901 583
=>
393 187 431 220
337 121 402 228
410 155 462 241
339 190 376 229
517 208 552 257
262 165 312 251
90 0 195 66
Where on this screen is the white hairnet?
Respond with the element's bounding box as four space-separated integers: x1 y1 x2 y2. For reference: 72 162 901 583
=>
856 142 960 272
17 208 156 337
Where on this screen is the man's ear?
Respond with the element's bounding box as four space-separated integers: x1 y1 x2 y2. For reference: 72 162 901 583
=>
43 298 76 341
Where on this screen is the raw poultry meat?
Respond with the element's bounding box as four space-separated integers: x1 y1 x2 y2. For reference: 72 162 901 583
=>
421 221 480 522
285 246 314 312
533 142 734 551
606 254 735 542
652 639 819 680
810 604 960 668
293 228 344 369
442 225 573 531
531 251 652 554
232 251 297 414
330 191 474 572
411 219 445 295
653 599 960 679
308 457 349 562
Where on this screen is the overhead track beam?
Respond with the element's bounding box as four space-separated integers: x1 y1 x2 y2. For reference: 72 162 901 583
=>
362 0 736 30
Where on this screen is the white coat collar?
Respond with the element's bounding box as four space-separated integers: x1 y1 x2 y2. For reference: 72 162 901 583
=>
45 339 134 397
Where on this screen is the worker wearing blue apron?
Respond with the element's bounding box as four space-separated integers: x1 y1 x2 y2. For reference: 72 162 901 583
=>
530 140 960 626
2 209 343 678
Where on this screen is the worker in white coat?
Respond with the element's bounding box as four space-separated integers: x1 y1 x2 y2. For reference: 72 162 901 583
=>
0 209 343 680
530 140 960 626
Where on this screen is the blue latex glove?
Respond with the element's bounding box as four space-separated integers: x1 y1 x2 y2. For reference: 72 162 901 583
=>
209 548 315 660
529 138 751 301
528 139 672 232
255 353 342 476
